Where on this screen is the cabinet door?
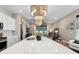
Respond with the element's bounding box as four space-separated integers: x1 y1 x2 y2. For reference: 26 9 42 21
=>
7 16 15 30
7 36 13 47
3 15 9 30
7 35 19 47
0 13 15 30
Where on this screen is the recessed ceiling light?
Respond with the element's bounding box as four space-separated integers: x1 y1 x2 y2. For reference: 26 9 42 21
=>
54 17 58 19
19 9 23 13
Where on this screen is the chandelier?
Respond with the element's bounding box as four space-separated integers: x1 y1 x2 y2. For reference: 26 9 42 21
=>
31 5 47 26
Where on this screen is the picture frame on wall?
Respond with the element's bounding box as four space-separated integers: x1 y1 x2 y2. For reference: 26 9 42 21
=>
69 21 75 30
66 21 75 30
66 24 69 30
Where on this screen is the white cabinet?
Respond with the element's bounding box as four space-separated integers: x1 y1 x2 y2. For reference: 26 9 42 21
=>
0 13 16 47
0 13 15 30
7 35 19 47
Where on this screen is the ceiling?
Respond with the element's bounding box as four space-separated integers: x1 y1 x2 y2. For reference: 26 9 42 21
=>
0 5 79 23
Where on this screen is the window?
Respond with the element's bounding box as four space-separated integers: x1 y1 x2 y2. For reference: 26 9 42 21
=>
36 24 47 35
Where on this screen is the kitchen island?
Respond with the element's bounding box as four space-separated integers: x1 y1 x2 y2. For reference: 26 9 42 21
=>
0 36 77 54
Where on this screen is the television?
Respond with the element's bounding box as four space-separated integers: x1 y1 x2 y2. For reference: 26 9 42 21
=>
0 22 3 30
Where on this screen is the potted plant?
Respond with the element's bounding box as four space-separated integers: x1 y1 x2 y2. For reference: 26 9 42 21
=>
36 32 42 41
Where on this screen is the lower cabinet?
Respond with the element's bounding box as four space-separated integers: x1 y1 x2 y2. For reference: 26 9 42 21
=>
7 35 19 47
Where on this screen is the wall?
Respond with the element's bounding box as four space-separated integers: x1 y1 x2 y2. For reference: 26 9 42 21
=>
52 9 79 42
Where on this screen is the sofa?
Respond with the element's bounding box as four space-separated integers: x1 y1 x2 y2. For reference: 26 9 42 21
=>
69 37 79 51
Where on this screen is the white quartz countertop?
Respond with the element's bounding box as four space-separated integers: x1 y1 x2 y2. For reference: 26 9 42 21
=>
0 36 77 54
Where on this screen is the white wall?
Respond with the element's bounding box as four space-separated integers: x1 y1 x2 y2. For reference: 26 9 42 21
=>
52 9 79 42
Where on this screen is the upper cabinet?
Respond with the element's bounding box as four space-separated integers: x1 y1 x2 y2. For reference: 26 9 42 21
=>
0 12 15 30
